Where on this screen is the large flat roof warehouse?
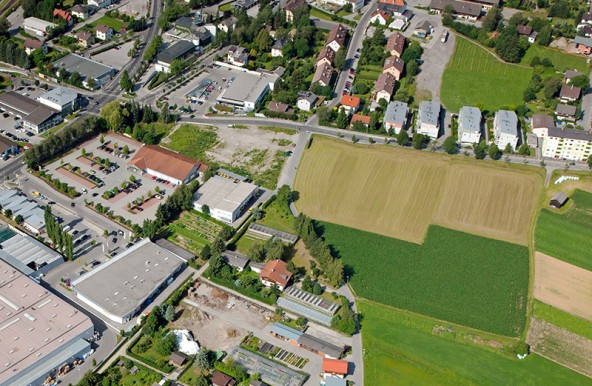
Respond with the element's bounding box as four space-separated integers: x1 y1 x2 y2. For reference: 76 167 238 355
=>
216 70 278 109
71 238 186 324
0 260 94 386
52 53 115 82
0 91 59 126
193 175 259 223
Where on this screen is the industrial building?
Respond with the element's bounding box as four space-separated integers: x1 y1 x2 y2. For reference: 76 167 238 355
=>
216 70 279 112
23 17 57 39
0 189 46 234
0 259 94 386
0 223 63 279
0 92 62 134
155 40 196 73
52 54 116 90
71 238 187 324
37 86 78 114
128 145 209 185
193 175 259 223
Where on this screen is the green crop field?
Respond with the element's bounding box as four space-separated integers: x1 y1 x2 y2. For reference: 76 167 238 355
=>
360 300 592 386
533 300 592 340
521 45 589 72
535 189 592 271
441 36 532 112
321 223 529 336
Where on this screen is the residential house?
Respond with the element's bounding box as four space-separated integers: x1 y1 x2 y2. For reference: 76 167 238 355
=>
466 0 500 11
578 12 592 29
312 63 334 87
212 371 236 386
53 9 73 26
429 0 481 21
340 95 361 115
383 55 404 80
70 5 94 20
370 10 390 25
322 358 349 379
386 32 405 57
384 100 409 134
87 0 112 9
413 20 433 38
531 114 555 138
374 72 396 103
75 31 95 48
378 0 407 15
169 351 188 367
23 39 47 55
297 91 318 111
0 136 18 159
326 24 347 52
555 103 577 122
226 45 249 67
493 110 519 151
559 85 581 102
95 24 113 41
259 259 292 290
221 250 250 272
517 25 537 43
325 0 363 10
267 101 291 113
219 16 237 33
271 38 286 57
457 106 482 145
574 36 592 55
539 126 592 161
351 114 370 127
417 100 441 139
564 70 584 83
284 0 307 23
581 25 592 38
316 46 335 67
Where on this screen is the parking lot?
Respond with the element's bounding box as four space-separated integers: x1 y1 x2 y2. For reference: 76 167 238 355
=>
92 40 137 71
43 133 174 223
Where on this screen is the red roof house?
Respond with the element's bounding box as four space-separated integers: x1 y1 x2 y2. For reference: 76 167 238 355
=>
322 358 349 378
259 260 292 290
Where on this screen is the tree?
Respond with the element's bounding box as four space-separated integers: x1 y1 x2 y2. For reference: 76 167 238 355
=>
201 244 212 260
123 145 130 155
99 134 105 144
195 349 211 370
4 209 11 217
588 154 592 169
164 304 175 321
86 77 97 90
334 49 346 70
0 18 10 35
302 275 313 292
312 282 323 295
488 143 500 160
518 143 530 155
442 135 458 154
193 375 210 386
412 133 425 149
473 140 487 159
155 332 178 356
247 242 266 262
201 204 210 216
317 105 331 126
120 70 133 93
141 219 159 240
543 77 562 100
406 60 420 76
496 29 524 63
336 108 348 129
482 6 502 32
255 29 273 52
276 185 291 207
14 214 23 224
396 129 409 145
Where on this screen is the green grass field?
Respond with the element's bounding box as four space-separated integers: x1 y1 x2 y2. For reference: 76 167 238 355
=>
360 300 592 386
521 45 589 72
321 223 529 336
91 16 127 31
258 198 294 233
164 124 219 161
356 65 382 81
533 300 592 340
535 189 592 271
441 36 532 112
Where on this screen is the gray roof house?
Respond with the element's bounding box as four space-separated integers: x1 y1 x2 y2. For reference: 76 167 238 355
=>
556 103 577 121
416 100 441 139
221 250 250 271
457 106 481 144
384 101 409 134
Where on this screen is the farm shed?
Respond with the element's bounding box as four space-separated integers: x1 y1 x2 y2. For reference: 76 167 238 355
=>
170 351 188 366
550 192 568 208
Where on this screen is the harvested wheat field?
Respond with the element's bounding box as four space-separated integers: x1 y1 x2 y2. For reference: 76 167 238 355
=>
432 164 541 245
527 318 592 378
534 252 592 321
294 137 542 244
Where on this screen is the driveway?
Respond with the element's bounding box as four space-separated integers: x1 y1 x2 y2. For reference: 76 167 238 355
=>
414 27 455 102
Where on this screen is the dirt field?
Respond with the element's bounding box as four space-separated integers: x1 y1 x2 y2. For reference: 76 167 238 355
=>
533 252 592 321
294 137 543 244
527 318 592 378
432 164 541 245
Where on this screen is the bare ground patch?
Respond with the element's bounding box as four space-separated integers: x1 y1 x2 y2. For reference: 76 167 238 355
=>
534 252 592 321
527 318 592 378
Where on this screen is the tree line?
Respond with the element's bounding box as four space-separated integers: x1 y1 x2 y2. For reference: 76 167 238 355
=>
44 205 74 260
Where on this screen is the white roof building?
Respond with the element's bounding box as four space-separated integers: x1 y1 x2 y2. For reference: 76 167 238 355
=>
37 86 78 113
216 70 278 112
493 110 519 151
193 175 259 224
384 101 409 134
457 106 481 145
23 17 57 39
416 100 440 139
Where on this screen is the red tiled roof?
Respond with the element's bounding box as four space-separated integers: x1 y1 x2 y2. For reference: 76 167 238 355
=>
379 0 405 5
259 260 292 287
372 9 390 21
341 95 361 108
128 145 207 182
23 38 43 49
516 25 533 36
351 114 370 125
327 24 347 47
386 32 405 55
322 358 349 375
95 23 112 33
316 46 335 64
384 55 405 72
53 8 72 23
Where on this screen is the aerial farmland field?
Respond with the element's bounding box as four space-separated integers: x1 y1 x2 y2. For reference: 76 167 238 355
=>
320 222 529 336
294 137 543 245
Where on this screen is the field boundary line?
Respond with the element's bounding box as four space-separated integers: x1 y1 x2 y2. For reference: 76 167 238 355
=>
454 34 532 70
529 345 592 380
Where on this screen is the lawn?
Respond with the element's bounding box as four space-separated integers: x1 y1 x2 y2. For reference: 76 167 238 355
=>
356 65 382 81
258 197 295 233
535 189 592 271
163 124 219 161
90 15 127 31
219 0 235 11
533 300 592 340
321 222 529 336
521 45 590 72
360 300 592 386
441 36 532 113
114 359 163 386
294 136 542 245
135 122 174 145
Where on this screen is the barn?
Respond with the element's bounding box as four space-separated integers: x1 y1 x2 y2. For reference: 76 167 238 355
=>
550 191 568 209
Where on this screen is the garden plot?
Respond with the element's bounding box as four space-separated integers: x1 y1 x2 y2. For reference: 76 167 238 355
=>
166 211 222 255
